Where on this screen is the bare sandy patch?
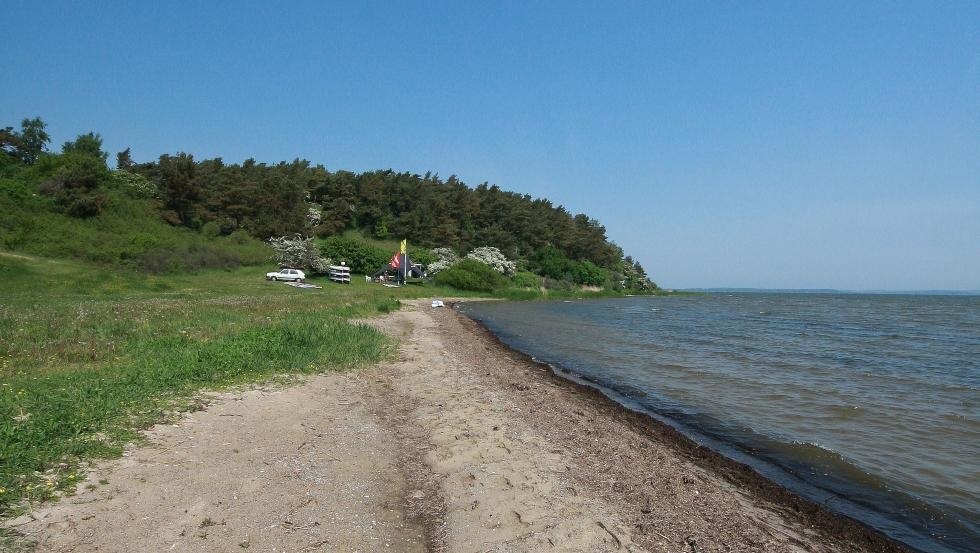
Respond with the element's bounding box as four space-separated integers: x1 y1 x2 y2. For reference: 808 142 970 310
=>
10 375 424 552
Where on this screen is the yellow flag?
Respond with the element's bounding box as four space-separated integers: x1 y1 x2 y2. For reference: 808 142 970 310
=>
400 239 407 254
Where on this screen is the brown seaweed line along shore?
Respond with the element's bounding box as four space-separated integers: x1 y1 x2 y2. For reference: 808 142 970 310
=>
448 302 913 553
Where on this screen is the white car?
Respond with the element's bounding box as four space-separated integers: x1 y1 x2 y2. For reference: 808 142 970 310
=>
266 268 305 282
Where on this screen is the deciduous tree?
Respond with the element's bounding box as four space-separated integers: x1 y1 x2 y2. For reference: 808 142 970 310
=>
18 117 49 164
62 132 108 163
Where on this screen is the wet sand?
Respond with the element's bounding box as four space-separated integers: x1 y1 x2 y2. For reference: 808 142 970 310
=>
9 299 909 552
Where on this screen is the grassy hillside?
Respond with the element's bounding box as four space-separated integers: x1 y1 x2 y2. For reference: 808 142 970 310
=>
0 159 271 273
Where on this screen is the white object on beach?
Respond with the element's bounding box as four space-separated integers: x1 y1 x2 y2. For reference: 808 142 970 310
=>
327 265 351 284
431 300 445 308
286 281 322 289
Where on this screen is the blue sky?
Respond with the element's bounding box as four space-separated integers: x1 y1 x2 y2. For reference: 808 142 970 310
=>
3 1 978 290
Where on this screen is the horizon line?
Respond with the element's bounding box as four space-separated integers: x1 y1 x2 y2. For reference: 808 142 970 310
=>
678 287 980 296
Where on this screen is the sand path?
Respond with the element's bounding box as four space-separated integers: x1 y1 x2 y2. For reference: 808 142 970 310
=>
9 300 904 553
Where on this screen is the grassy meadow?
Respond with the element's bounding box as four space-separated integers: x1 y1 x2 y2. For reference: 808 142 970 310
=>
0 251 469 515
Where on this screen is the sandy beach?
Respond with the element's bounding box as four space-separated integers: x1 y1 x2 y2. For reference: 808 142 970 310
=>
9 300 909 552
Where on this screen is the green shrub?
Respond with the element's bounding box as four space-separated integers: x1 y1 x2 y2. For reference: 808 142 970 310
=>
201 221 222 238
128 232 160 251
528 246 609 287
37 154 110 218
408 246 437 267
528 245 575 281
229 229 253 245
573 260 608 286
434 258 507 292
511 270 540 289
319 236 391 274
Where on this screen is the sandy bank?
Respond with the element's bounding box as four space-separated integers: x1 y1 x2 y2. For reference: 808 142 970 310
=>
9 299 908 552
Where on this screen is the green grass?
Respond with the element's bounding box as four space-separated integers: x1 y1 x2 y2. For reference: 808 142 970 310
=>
0 252 468 515
0 527 34 552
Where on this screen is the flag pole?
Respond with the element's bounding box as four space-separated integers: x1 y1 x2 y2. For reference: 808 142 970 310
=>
400 239 407 285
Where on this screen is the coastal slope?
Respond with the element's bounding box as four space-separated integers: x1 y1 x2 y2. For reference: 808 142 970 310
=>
10 300 906 552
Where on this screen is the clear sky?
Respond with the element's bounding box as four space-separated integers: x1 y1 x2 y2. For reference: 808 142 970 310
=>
3 1 978 290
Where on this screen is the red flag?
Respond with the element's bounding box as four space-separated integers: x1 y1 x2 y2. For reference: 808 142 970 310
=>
390 252 401 269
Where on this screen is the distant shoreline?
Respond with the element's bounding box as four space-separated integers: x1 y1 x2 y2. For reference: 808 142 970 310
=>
681 288 980 296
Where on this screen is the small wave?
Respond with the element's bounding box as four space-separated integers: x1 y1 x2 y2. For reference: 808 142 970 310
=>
789 440 841 456
613 383 649 398
770 441 890 491
827 404 867 419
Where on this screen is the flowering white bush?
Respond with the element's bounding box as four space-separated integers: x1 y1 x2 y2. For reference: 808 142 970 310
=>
267 234 331 273
309 255 331 273
466 246 516 275
112 170 159 198
426 247 458 275
615 256 656 291
306 205 323 227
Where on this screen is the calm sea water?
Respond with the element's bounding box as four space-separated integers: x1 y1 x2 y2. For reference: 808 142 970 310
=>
460 294 979 553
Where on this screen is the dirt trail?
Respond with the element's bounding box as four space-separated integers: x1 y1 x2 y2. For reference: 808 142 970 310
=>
9 299 904 553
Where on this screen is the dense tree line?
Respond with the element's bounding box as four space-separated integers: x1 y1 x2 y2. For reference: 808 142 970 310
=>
1 117 655 288
126 159 638 275
126 159 627 271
